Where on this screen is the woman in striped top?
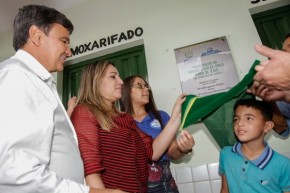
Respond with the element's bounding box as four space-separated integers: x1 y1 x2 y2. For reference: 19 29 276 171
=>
71 60 185 193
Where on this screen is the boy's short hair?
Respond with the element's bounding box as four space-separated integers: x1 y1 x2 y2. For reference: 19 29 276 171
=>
234 99 273 121
284 33 290 42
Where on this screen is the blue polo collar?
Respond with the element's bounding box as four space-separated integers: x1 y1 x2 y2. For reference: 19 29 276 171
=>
232 142 273 170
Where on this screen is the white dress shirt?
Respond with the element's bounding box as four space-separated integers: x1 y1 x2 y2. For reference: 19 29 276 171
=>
0 50 89 193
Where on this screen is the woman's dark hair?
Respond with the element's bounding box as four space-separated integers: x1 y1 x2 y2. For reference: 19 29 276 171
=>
121 75 165 129
13 4 74 50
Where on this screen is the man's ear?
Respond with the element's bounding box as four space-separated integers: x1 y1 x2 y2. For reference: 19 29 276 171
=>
264 121 274 133
28 25 42 46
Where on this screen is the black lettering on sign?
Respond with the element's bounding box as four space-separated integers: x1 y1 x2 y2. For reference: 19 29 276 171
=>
70 27 144 56
251 0 267 4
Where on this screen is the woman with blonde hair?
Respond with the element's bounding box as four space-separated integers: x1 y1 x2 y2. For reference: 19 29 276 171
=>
71 60 185 193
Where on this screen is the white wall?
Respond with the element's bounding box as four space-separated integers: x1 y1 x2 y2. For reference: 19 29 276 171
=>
0 0 289 167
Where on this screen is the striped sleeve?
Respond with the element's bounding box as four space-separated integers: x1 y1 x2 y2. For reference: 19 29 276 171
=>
71 105 104 176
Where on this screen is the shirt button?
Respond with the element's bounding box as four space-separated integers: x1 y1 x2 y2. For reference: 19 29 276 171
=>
242 168 245 172
245 161 248 164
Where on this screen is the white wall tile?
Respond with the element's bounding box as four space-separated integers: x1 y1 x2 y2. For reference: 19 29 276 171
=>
282 151 290 158
171 167 176 180
211 180 222 193
191 164 209 182
207 163 221 180
176 167 192 183
178 183 195 193
194 181 212 193
175 162 222 193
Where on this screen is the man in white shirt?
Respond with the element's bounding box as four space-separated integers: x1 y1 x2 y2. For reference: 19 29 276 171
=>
0 4 125 193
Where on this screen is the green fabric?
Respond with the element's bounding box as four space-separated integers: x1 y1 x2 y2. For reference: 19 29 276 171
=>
202 93 254 148
180 60 260 148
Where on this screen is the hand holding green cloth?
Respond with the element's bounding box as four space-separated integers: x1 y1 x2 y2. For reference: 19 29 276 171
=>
180 60 259 148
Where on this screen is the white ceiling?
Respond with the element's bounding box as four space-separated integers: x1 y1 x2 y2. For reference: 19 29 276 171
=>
0 0 87 33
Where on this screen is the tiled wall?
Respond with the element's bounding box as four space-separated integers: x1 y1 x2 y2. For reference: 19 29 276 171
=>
172 163 221 193
171 152 290 193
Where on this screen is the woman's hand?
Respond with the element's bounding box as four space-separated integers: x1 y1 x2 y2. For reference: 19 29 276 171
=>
67 96 77 117
170 94 186 124
167 130 195 160
177 130 195 154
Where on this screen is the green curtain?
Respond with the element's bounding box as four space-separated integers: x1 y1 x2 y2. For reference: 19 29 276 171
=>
202 93 253 148
180 60 259 148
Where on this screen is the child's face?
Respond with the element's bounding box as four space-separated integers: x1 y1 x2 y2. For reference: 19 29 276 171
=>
233 105 270 143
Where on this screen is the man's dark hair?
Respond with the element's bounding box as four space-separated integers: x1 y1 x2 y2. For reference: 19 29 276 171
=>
13 4 74 51
234 99 273 121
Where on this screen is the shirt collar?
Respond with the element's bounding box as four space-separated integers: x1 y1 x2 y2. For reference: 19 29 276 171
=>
13 49 54 84
232 141 273 170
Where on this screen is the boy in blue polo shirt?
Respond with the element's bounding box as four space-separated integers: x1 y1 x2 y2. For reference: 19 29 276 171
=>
219 99 290 193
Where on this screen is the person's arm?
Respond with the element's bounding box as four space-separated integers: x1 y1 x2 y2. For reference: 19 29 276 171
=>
219 148 229 193
275 101 290 137
86 173 105 189
71 106 112 189
0 68 90 193
90 190 126 193
71 107 126 193
270 102 288 135
220 174 229 193
89 188 127 193
151 94 186 161
167 130 195 160
86 174 128 193
67 96 77 117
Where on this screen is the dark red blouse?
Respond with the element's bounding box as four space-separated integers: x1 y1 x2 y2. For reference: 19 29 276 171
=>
71 105 153 193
